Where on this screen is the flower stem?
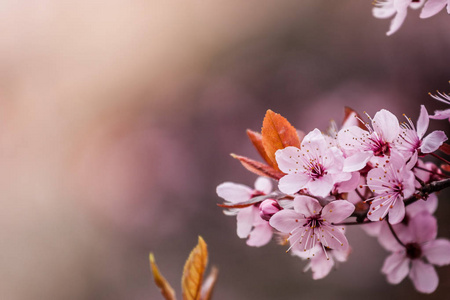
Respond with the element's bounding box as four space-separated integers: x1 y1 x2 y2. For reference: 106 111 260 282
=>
386 220 406 248
430 152 450 166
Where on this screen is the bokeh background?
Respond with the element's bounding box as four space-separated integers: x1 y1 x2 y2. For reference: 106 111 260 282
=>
0 1 449 299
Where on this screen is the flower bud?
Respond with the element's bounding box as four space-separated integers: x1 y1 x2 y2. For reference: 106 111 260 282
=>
259 199 282 221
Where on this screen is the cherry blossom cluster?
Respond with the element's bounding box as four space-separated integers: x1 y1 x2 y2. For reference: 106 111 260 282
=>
373 0 449 36
217 97 450 293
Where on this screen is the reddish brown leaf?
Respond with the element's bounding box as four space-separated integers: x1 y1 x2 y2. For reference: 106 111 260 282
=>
230 153 284 180
149 253 176 300
261 110 300 168
246 129 273 167
343 106 365 130
182 236 208 300
439 143 450 155
199 267 219 300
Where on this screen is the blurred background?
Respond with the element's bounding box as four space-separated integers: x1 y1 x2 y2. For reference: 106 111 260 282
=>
0 1 449 299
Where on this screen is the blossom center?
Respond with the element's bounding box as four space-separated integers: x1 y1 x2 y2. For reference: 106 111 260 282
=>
305 215 323 229
370 135 391 157
405 242 422 260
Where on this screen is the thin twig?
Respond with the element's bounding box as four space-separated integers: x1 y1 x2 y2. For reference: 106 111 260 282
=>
386 219 406 248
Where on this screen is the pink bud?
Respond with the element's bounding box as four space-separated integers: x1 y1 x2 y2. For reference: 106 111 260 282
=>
259 199 282 221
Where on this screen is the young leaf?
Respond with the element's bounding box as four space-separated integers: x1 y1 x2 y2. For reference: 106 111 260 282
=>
230 153 284 180
199 267 219 300
149 253 177 300
246 129 273 166
261 110 300 168
343 106 365 130
182 236 208 300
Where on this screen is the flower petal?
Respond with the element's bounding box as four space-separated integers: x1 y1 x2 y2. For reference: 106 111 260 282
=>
278 173 310 195
293 195 322 217
406 193 438 217
378 221 409 252
236 206 256 238
387 198 406 224
409 260 439 294
420 0 447 18
381 252 409 284
269 209 304 233
423 239 450 266
307 175 334 198
416 105 430 139
216 182 252 203
410 211 437 243
343 152 373 172
420 130 448 153
322 200 355 224
246 220 273 247
321 225 349 250
372 109 400 141
275 146 303 173
254 176 272 194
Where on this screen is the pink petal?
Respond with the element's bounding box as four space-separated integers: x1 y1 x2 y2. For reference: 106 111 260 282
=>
430 108 450 120
343 152 373 172
373 0 396 19
216 182 252 203
410 211 437 243
278 173 310 195
387 198 406 224
422 239 450 266
322 200 355 224
420 130 448 153
307 175 334 198
293 196 322 217
301 128 327 150
321 225 349 250
338 126 369 153
416 105 429 139
269 209 304 233
246 220 273 247
236 206 256 238
406 193 438 217
378 221 409 252
420 0 447 18
372 109 400 141
310 252 334 280
254 176 272 194
275 146 303 173
336 172 360 193
409 260 439 294
381 252 409 284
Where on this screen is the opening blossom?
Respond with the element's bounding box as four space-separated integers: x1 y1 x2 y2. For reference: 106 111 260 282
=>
275 128 351 198
366 152 415 224
338 109 400 172
216 177 275 247
429 88 450 122
269 195 355 255
395 105 447 159
379 211 450 293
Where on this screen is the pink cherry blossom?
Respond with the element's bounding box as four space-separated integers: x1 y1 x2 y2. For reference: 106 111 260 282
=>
259 199 282 221
275 128 350 198
366 152 415 224
373 0 424 36
216 177 274 247
395 105 447 157
338 109 400 172
379 211 450 293
269 195 355 255
420 0 450 18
